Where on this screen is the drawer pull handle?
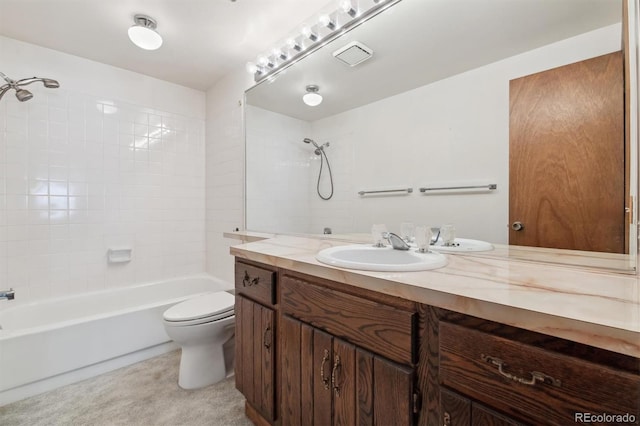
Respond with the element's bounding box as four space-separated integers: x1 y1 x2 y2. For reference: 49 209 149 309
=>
443 412 451 426
263 325 272 350
481 354 561 387
242 270 260 287
331 354 342 395
320 349 330 390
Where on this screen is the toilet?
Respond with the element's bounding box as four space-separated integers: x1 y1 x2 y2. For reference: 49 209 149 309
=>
163 291 235 389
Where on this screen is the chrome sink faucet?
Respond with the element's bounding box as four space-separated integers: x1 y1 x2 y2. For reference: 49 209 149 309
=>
383 232 411 251
0 288 15 300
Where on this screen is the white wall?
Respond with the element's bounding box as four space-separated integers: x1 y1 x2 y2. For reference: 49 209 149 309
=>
0 36 207 304
246 24 622 243
205 72 253 284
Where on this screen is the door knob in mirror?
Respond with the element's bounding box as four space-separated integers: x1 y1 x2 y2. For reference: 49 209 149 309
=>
511 221 524 231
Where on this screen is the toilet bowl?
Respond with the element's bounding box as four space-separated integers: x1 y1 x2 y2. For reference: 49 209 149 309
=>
163 291 235 389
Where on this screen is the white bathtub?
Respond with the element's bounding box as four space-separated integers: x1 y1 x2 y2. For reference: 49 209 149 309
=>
0 275 232 406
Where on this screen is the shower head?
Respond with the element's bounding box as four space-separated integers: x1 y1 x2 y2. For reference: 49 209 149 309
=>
15 89 33 102
42 79 60 89
303 138 330 155
0 72 60 102
303 138 320 149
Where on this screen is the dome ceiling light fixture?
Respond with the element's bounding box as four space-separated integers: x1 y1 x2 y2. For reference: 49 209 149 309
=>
303 85 323 107
128 14 163 51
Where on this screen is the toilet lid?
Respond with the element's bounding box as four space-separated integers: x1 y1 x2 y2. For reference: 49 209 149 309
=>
163 291 235 322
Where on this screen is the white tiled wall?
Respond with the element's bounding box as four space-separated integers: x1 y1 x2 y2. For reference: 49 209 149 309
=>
0 36 206 303
245 105 312 233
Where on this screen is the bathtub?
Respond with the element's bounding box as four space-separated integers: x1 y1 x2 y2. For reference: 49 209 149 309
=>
0 275 232 406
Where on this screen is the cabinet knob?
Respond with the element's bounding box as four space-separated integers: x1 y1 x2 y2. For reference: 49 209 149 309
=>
443 412 451 426
511 221 524 231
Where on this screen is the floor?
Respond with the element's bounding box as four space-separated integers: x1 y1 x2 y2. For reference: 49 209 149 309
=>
0 350 252 426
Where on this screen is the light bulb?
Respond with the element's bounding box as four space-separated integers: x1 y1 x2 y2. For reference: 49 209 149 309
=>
339 0 357 17
257 56 269 67
301 25 318 42
272 48 286 61
318 14 335 30
246 62 258 74
286 37 302 52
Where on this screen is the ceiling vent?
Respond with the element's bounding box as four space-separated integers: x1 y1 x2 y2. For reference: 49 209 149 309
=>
332 41 373 67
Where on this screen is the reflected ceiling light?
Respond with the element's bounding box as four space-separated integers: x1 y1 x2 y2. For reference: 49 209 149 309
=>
273 48 287 61
286 38 302 52
319 14 336 30
301 25 319 42
339 0 358 18
246 62 258 74
303 85 323 107
128 14 163 50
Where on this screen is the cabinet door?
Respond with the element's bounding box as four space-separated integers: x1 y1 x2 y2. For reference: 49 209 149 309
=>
235 295 275 421
472 404 524 426
313 328 333 426
373 356 414 426
281 315 303 426
282 316 335 426
281 315 415 426
441 388 471 426
333 338 356 426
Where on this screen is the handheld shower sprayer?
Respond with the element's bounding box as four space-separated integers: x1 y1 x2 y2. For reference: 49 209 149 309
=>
303 138 334 200
0 72 60 103
303 138 330 155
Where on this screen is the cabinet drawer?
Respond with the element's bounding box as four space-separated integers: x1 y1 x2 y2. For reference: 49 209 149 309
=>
439 322 640 425
281 275 415 365
235 261 275 306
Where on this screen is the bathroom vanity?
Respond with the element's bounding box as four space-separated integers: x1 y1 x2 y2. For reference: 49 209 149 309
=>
231 235 640 426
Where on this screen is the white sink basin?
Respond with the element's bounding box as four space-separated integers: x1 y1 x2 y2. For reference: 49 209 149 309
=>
430 238 494 252
316 244 448 272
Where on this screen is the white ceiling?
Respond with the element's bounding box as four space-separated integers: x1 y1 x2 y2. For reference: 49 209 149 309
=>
0 0 331 91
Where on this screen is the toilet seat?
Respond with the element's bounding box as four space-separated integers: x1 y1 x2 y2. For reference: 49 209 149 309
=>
163 291 235 326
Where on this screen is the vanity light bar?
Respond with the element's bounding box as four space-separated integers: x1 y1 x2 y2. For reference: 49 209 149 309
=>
247 0 401 82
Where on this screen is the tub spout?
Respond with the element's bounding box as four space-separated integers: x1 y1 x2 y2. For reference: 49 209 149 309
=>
0 288 15 300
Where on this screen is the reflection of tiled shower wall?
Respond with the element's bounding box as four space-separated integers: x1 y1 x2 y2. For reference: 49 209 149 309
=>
245 105 312 234
0 38 206 303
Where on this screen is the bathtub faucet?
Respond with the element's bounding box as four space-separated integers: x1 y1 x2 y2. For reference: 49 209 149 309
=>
0 288 15 300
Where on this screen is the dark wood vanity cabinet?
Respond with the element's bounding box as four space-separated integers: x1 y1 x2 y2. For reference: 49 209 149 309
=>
436 318 640 426
233 259 640 426
281 316 415 426
235 261 277 423
279 273 419 426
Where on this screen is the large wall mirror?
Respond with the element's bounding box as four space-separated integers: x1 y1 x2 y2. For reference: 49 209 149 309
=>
244 0 638 272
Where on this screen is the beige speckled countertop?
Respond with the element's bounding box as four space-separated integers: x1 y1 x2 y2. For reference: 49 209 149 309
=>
230 234 640 358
